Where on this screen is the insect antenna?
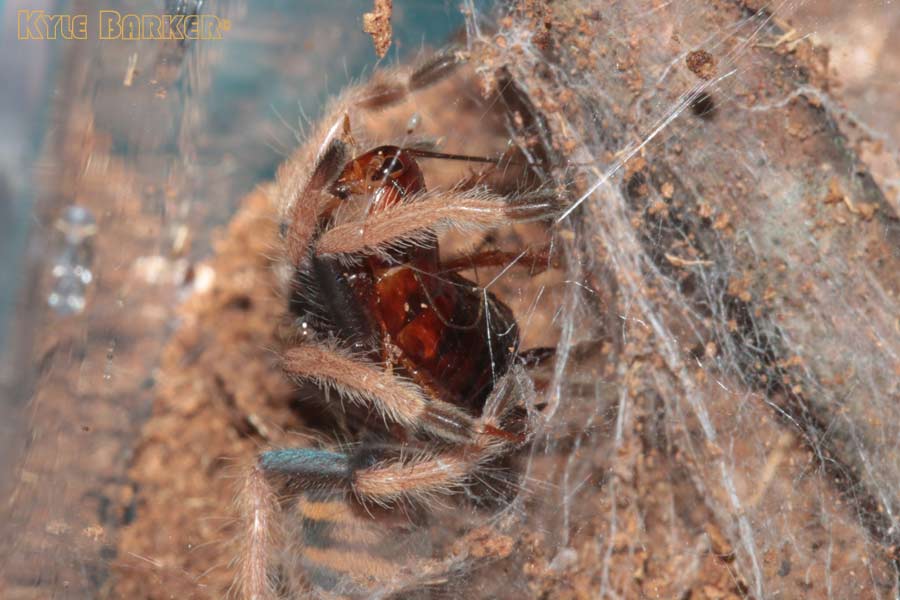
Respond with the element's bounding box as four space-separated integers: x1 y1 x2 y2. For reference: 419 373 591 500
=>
404 148 508 165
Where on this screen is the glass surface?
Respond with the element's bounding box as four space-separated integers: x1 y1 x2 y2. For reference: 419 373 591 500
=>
1 0 897 598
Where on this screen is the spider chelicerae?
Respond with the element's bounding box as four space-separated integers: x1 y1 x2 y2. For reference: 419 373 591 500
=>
238 49 560 599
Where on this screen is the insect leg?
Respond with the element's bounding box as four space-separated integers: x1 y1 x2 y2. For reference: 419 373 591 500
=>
353 48 466 111
438 245 556 275
409 49 466 91
353 75 409 110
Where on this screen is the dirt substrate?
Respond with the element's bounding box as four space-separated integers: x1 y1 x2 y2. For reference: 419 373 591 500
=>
111 190 297 598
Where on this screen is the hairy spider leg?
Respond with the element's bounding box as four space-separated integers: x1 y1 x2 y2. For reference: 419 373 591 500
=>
249 42 558 600
244 365 533 598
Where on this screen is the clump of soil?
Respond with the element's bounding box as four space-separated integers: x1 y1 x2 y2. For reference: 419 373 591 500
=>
111 190 299 598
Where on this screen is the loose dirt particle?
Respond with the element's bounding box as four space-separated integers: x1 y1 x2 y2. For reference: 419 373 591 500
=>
687 49 716 79
363 0 393 58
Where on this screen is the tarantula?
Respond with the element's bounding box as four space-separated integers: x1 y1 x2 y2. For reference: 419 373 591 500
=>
238 49 558 599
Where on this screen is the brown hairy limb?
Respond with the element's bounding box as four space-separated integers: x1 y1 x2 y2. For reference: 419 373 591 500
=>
236 467 280 600
315 189 555 256
282 345 478 443
284 139 350 266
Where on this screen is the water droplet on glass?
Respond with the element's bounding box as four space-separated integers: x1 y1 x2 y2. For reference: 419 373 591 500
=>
48 206 97 315
103 339 117 383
